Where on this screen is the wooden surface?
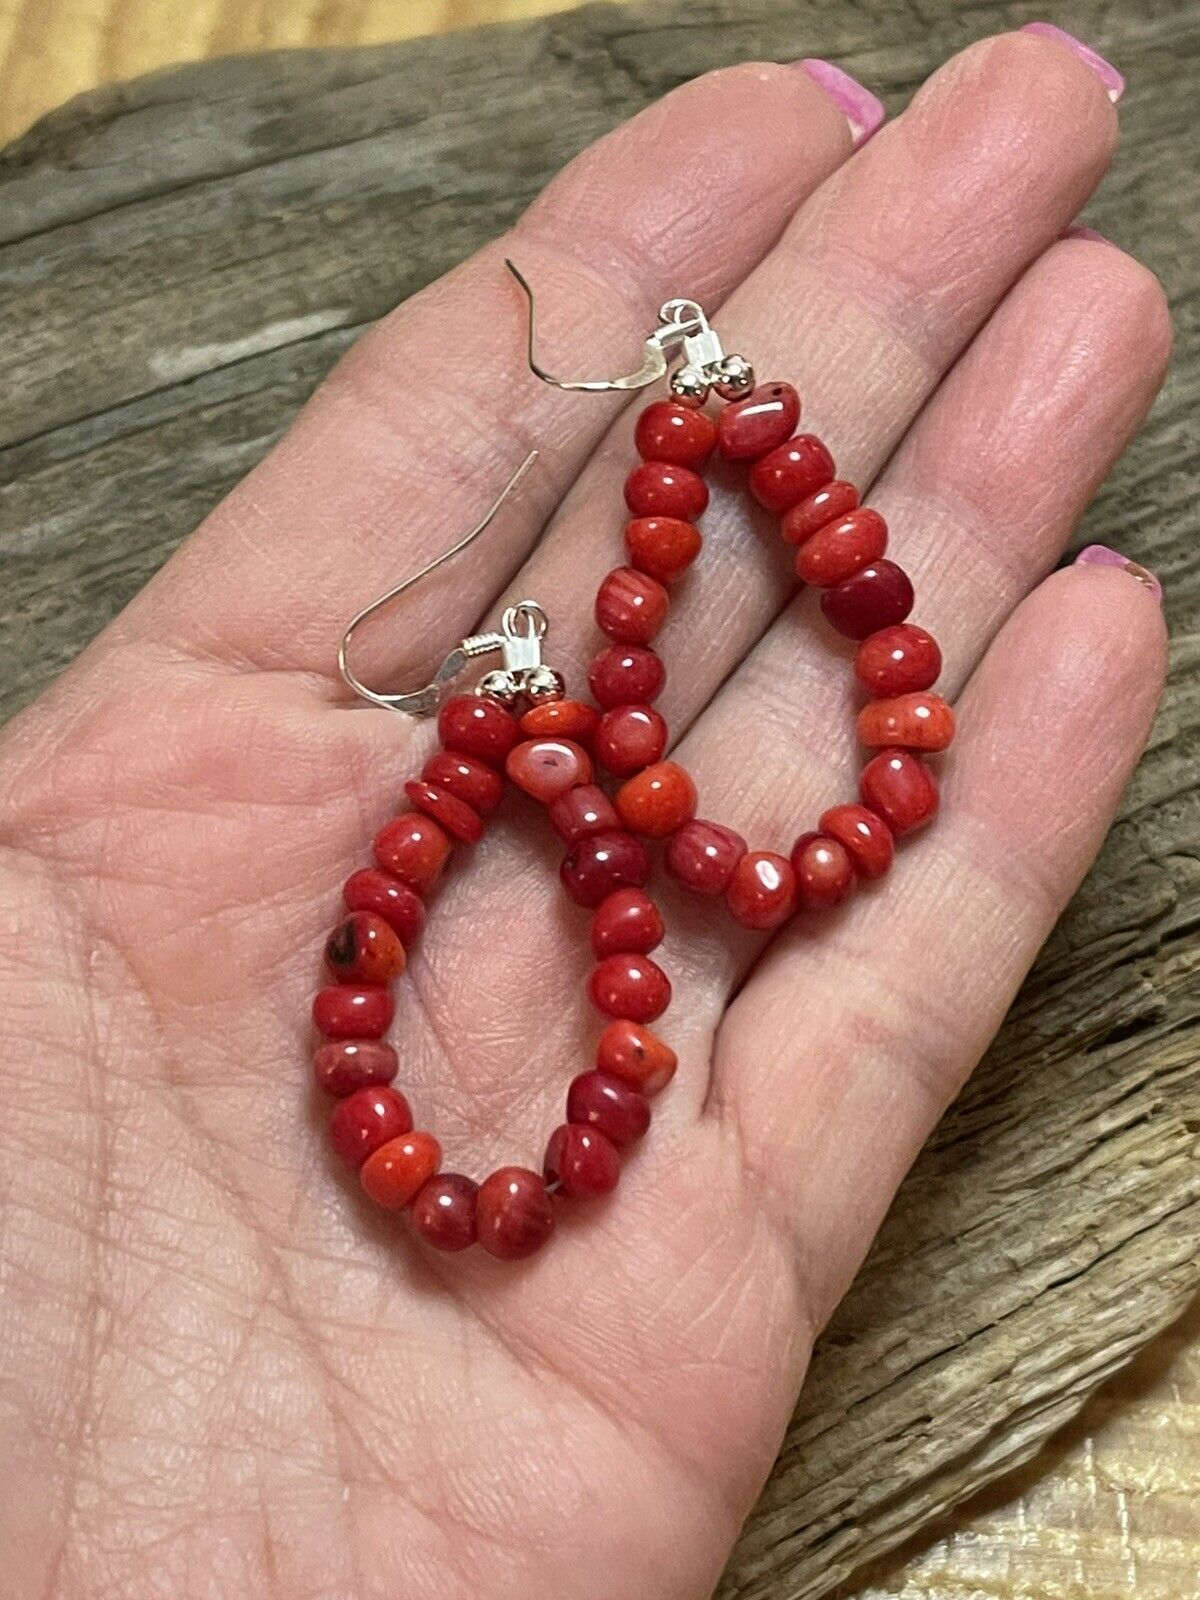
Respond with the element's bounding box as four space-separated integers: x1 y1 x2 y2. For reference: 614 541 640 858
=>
0 0 584 142
1 3 1198 1597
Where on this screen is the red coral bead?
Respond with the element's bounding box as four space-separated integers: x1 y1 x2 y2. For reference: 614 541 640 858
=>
544 1124 621 1199
410 1173 478 1252
325 910 407 985
437 693 519 767
403 779 484 844
589 952 671 1023
476 1167 555 1260
595 566 670 646
860 749 939 836
716 381 801 461
794 507 888 587
313 1038 398 1097
588 645 665 708
634 400 717 469
749 434 835 514
780 479 860 545
859 692 955 753
819 803 895 880
625 516 702 583
519 698 599 744
596 1020 677 1095
726 851 797 929
374 811 452 894
591 888 664 957
548 783 619 845
594 705 668 775
567 1070 650 1146
665 818 747 895
313 984 394 1040
560 829 651 908
821 560 914 639
505 738 593 802
360 1131 441 1208
344 868 426 947
614 759 697 838
330 1086 413 1168
855 624 943 697
624 460 709 520
421 750 505 816
790 832 855 911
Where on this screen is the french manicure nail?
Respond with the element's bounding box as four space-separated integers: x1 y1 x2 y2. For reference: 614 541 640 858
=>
1062 224 1112 243
798 59 885 148
1075 545 1162 602
1020 23 1124 103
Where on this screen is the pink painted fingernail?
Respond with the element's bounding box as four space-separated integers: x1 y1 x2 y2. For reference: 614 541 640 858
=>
1075 545 1162 602
799 60 885 148
1020 23 1124 102
1063 224 1112 243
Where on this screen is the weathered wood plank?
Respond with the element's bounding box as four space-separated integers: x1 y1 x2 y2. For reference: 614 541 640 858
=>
1 5 1197 1598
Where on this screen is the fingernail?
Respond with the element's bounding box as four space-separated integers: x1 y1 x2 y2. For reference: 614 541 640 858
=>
1019 23 1124 103
798 60 885 148
1075 545 1162 602
1062 224 1112 244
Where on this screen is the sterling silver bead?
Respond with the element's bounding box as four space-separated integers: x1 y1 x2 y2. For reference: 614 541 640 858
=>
523 665 566 702
478 668 522 704
669 364 710 408
712 354 755 399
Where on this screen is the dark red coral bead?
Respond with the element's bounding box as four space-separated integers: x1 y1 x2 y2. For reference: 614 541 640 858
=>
590 888 664 958
780 480 860 546
560 829 651 908
860 749 940 836
595 566 670 646
624 460 709 521
420 750 505 816
589 952 672 1023
329 1085 413 1168
476 1167 555 1260
437 693 519 767
313 1039 399 1098
821 560 914 639
403 779 484 844
411 1173 479 1252
725 852 797 929
819 803 895 881
567 1070 650 1147
325 910 407 984
373 811 452 895
548 784 619 845
664 818 747 895
588 645 665 709
344 868 426 947
594 705 668 776
790 832 855 912
854 624 943 697
748 435 835 514
544 1124 621 1199
716 382 801 461
794 507 888 587
634 401 717 469
313 984 394 1040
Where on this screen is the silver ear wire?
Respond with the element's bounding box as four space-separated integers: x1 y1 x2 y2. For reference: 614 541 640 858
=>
338 452 551 715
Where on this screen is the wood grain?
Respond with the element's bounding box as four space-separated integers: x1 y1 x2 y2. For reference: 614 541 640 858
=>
0 4 1197 1598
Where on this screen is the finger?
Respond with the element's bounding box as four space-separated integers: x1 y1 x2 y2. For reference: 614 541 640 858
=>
112 64 856 681
714 562 1166 1320
500 29 1122 721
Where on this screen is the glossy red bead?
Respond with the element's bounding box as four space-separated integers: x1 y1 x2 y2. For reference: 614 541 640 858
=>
821 560 914 639
313 983 394 1040
560 829 651 908
344 868 426 947
589 952 671 1023
855 624 942 697
360 1131 441 1208
860 749 940 836
313 1038 399 1098
410 1173 478 1251
794 507 888 587
421 750 505 816
437 692 519 767
624 460 709 521
588 645 665 708
329 1086 413 1168
594 704 668 776
544 1124 621 1198
403 779 484 844
519 698 599 745
819 803 895 881
325 910 407 985
373 811 452 894
780 479 860 545
625 516 702 583
726 851 797 929
748 434 836 514
567 1070 650 1147
614 760 697 838
505 737 593 802
591 888 664 957
790 832 855 911
596 1020 677 1095
716 381 801 461
476 1167 555 1260
634 400 717 469
665 818 747 895
858 692 955 753
595 566 670 646
548 783 619 845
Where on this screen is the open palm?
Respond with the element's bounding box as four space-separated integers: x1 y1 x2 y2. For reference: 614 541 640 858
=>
0 35 1169 1600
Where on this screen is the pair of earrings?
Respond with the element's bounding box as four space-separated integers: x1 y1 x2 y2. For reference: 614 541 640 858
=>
312 264 953 1262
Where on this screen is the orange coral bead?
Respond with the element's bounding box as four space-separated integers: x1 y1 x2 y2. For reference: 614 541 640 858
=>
858 693 955 752
360 1132 442 1209
596 1019 677 1095
519 698 599 744
614 760 697 838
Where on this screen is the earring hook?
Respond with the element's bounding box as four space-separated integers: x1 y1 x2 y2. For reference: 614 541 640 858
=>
338 451 542 716
505 259 668 393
